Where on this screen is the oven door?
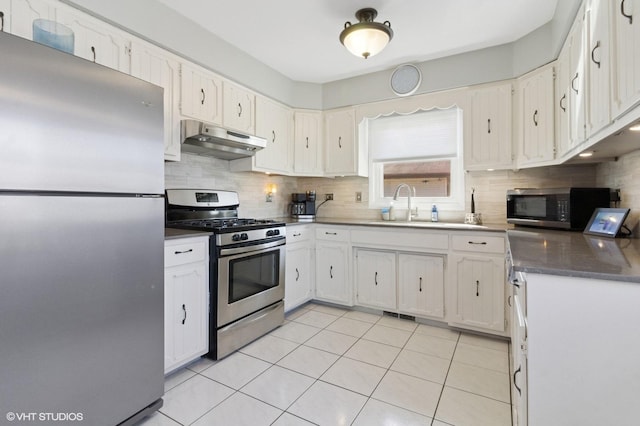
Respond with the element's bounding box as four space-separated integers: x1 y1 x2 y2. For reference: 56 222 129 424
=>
217 239 285 327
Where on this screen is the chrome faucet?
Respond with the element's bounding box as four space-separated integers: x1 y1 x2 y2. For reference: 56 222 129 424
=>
392 183 417 221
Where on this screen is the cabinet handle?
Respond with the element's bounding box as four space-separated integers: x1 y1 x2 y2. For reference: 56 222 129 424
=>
0 12 4 32
514 366 522 396
571 73 579 95
622 0 633 24
512 278 521 288
508 295 512 307
330 265 333 279
468 241 487 245
559 94 567 112
476 280 480 296
375 271 378 286
237 102 242 117
200 88 205 105
295 268 299 281
174 249 193 255
306 137 309 148
91 46 96 63
487 118 491 134
325 232 337 235
591 40 601 69
272 130 276 143
419 277 423 292
182 304 187 325
338 136 342 148
293 232 301 237
532 109 538 126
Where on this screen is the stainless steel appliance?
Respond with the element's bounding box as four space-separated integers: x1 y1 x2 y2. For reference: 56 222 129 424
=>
290 192 316 220
0 33 164 425
507 188 610 230
181 119 267 160
165 189 285 359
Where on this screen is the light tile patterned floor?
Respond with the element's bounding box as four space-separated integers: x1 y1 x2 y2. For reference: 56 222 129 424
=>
137 303 512 426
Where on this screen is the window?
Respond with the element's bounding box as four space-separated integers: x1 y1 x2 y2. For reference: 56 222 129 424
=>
365 107 464 212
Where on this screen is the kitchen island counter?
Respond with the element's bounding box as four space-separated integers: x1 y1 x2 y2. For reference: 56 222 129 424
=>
508 228 640 283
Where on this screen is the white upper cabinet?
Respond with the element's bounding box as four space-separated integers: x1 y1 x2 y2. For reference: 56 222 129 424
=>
555 41 572 158
610 0 640 118
516 64 556 168
324 108 366 177
130 40 181 161
179 62 223 125
223 80 255 134
0 1 8 32
231 95 292 174
4 0 53 40
585 0 611 137
55 5 130 73
568 9 587 149
465 82 514 170
293 110 323 176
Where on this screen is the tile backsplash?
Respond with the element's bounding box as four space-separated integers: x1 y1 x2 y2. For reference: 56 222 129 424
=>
167 149 639 231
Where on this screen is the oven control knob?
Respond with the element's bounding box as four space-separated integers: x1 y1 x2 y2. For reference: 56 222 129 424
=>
232 234 241 242
266 230 274 237
274 229 280 236
241 233 249 240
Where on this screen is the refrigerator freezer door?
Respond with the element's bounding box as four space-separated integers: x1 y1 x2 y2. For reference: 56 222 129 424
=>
0 195 164 425
0 32 164 195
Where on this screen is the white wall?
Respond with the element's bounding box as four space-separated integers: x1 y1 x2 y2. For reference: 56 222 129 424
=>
597 149 640 233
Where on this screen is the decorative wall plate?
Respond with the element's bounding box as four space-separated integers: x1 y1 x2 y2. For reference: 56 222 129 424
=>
390 64 422 97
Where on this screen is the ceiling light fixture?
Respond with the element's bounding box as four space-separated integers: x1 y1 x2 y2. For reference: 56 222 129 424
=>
339 8 393 59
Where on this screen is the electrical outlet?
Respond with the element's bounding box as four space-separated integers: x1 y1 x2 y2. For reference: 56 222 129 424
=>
325 193 334 201
356 192 362 202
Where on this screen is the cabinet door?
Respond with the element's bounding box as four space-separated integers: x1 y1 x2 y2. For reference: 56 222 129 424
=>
586 0 611 137
254 96 292 173
164 262 208 373
6 0 54 40
285 244 312 311
354 249 396 310
568 11 586 148
398 253 445 319
130 40 181 161
324 109 356 175
180 63 223 125
611 0 640 118
55 6 130 73
555 43 571 157
223 80 255 134
450 254 505 332
293 111 323 175
518 65 556 167
512 288 528 426
315 241 351 305
0 0 10 32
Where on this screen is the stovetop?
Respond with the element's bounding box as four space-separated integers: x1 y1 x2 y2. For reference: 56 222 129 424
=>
167 218 284 233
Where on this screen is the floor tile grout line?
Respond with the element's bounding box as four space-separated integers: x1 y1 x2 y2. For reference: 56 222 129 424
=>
429 330 461 426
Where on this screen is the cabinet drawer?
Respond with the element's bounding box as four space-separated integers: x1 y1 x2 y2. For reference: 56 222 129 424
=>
451 234 504 254
165 238 208 267
316 227 350 242
287 225 313 244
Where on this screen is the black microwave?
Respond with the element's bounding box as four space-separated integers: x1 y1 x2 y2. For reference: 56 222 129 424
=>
507 188 610 230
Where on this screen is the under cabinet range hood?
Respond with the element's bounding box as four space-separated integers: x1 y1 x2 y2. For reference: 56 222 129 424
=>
180 119 266 160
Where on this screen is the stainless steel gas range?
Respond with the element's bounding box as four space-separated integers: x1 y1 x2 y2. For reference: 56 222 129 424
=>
166 189 285 359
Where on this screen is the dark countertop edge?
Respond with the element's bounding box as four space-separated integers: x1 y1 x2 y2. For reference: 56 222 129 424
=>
165 228 213 240
274 217 511 232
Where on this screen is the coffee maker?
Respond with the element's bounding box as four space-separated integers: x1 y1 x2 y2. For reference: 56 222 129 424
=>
290 191 316 220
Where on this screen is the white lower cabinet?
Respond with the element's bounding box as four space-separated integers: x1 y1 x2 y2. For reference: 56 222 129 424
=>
315 227 351 305
449 234 506 334
354 249 396 310
284 226 314 311
398 253 445 319
164 236 209 374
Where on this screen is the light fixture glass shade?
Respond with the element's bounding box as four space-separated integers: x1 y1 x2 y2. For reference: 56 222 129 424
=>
340 8 393 59
342 26 390 59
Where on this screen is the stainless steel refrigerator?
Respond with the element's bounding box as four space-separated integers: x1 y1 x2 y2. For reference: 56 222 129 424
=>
0 32 165 425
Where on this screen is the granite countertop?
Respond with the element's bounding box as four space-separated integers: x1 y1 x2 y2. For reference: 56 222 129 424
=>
276 217 511 232
508 229 640 283
165 228 213 240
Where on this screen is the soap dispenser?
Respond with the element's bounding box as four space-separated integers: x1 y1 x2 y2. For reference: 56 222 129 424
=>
431 205 438 222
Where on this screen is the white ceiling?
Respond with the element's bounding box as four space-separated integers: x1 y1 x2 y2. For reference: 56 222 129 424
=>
155 0 559 84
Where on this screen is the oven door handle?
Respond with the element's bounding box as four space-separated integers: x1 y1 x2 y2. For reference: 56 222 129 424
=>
219 238 285 257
